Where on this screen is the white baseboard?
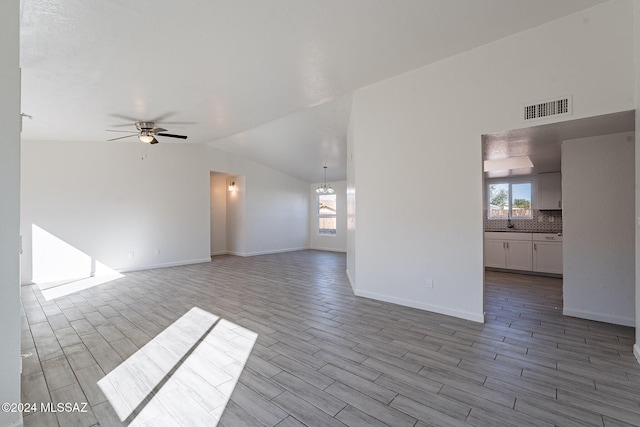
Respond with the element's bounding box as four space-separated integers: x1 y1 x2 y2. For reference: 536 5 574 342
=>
118 258 212 273
634 344 640 365
211 251 229 256
353 288 484 323
309 246 347 253
28 257 212 286
563 307 635 327
226 251 246 257
346 269 355 292
236 247 309 257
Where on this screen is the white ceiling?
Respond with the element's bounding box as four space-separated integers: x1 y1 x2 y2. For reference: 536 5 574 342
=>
20 0 608 182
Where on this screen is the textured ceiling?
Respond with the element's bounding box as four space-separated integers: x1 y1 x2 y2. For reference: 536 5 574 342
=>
20 0 608 182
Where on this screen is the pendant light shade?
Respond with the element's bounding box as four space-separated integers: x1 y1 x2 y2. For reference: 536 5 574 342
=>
316 166 335 194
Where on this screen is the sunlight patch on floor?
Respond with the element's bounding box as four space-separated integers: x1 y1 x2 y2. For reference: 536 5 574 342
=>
98 307 257 426
32 224 124 299
40 271 124 300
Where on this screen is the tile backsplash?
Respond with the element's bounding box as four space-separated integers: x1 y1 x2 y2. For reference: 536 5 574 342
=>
484 210 563 233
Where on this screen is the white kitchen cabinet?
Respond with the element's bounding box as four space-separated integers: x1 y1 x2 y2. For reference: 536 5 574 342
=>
485 239 508 268
533 233 563 274
484 232 533 271
537 172 562 210
506 240 533 271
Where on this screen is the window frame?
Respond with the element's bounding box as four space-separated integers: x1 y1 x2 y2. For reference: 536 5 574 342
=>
487 180 533 220
317 193 337 236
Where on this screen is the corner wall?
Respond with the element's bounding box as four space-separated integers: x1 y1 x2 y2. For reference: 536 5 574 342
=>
562 132 635 326
348 0 635 322
0 2 22 426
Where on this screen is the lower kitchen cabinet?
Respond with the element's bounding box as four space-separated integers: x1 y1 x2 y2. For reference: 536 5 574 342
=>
506 240 533 271
485 232 562 275
484 232 533 271
484 239 508 268
533 234 563 274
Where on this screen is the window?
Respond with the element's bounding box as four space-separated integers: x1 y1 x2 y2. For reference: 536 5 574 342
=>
488 182 532 219
318 194 336 235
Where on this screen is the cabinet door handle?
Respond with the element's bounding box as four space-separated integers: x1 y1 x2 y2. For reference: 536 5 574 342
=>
534 243 537 250
506 242 509 249
503 242 506 249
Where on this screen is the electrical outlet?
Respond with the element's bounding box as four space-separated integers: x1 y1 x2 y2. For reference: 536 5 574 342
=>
128 252 135 260
549 216 555 222
426 278 433 289
154 249 160 256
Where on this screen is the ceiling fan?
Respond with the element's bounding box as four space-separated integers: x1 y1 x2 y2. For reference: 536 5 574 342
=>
106 121 188 144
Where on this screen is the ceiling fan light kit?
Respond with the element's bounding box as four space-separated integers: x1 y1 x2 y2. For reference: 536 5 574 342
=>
138 132 155 144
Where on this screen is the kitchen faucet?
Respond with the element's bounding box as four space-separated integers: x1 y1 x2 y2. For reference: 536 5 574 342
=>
507 217 514 229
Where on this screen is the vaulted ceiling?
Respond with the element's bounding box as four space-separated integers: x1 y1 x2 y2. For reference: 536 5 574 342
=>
20 0 608 182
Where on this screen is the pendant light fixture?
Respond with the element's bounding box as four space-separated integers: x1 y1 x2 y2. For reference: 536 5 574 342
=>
316 166 335 194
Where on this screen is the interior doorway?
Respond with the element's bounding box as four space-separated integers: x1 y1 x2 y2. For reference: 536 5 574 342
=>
481 110 635 327
210 171 244 257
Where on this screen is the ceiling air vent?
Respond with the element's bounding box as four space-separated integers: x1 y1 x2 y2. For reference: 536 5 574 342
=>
523 96 572 121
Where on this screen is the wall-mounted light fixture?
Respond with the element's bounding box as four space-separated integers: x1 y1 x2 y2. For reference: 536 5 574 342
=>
228 180 237 192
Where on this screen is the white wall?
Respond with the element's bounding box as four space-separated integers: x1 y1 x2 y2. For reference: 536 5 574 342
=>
243 165 309 256
347 106 356 289
21 141 212 283
309 180 347 252
0 1 22 426
21 141 310 283
348 0 635 322
210 172 228 255
562 132 635 326
635 0 640 363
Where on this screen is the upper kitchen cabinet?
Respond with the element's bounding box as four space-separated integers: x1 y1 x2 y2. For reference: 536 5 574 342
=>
537 172 562 210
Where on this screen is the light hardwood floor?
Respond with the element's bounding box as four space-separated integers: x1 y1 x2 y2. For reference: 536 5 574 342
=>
20 251 640 426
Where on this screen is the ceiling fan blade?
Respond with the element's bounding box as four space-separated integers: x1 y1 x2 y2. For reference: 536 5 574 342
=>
110 123 137 128
153 127 168 133
155 121 198 125
106 129 137 133
150 137 159 144
108 134 137 141
157 133 188 139
148 112 176 123
110 113 141 122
